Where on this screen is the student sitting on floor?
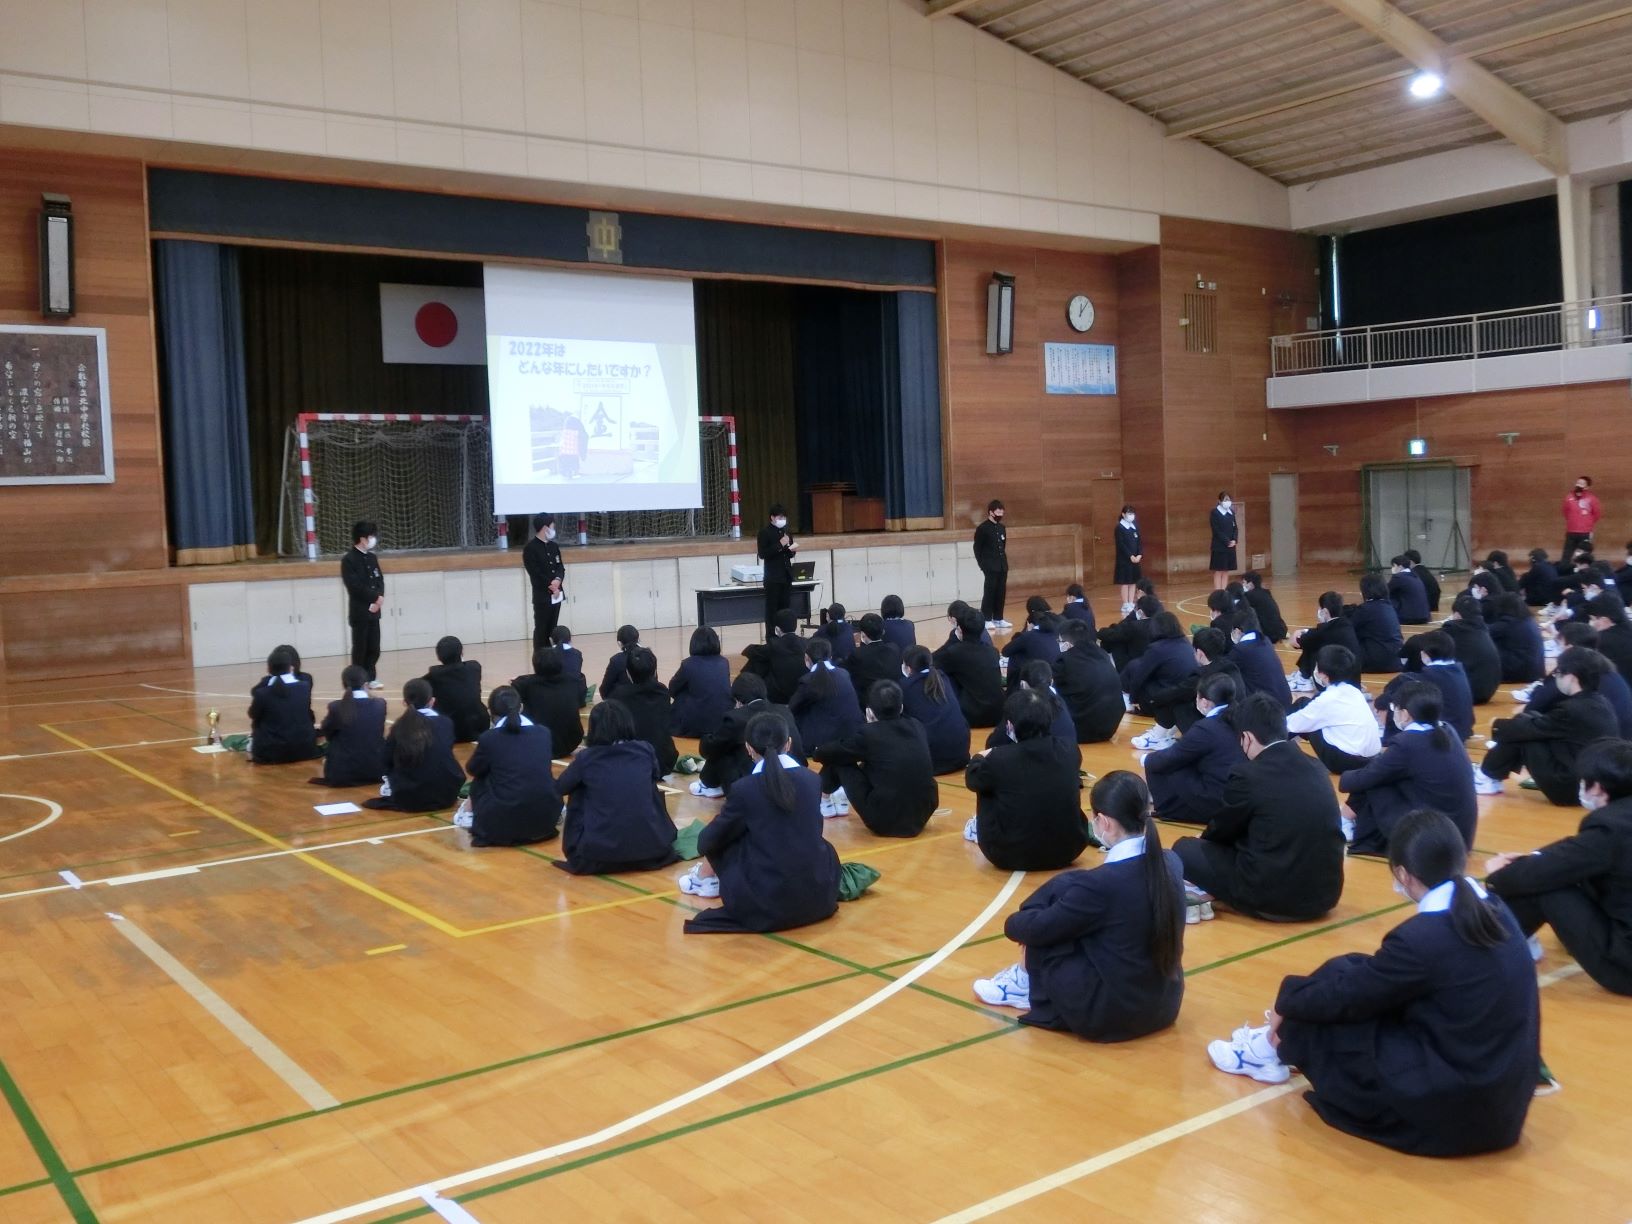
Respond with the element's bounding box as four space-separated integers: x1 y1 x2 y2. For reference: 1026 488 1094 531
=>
1341 681 1476 856
1347 574 1405 674
844 613 905 714
424 635 490 744
1520 548 1560 607
1061 583 1096 635
312 665 387 787
255 643 315 691
1389 555 1432 626
365 678 464 812
1377 629 1473 743
972 771 1185 1040
1173 693 1345 923
815 602 857 665
1240 571 1287 643
1585 592 1632 684
933 606 1006 728
963 689 1092 872
615 646 678 775
461 685 560 847
1289 591 1362 694
1051 618 1125 744
678 711 841 934
879 593 917 651
668 626 732 737
1154 628 1243 736
1483 550 1521 594
1519 624 1632 738
1207 809 1539 1158
788 637 863 752
1121 612 1199 753
512 646 585 757
1485 738 1632 996
942 600 993 648
1477 646 1619 803
247 645 320 765
599 624 642 702
743 608 809 705
551 626 587 704
1436 593 1502 704
986 660 1081 767
899 644 972 775
556 699 679 877
1286 645 1381 774
1002 601 1060 693
1144 673 1245 827
1226 607 1292 709
1099 594 1161 672
1488 593 1546 685
813 679 939 836
1403 549 1442 614
692 672 806 798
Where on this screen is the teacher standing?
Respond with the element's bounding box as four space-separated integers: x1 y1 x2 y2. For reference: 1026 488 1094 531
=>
340 519 385 688
757 503 798 635
1209 491 1237 591
974 499 1009 630
523 512 566 651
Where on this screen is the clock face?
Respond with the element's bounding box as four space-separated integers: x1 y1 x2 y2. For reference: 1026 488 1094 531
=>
1067 294 1095 332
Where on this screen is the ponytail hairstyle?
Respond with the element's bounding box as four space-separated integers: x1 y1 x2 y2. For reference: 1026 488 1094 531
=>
1389 809 1506 948
336 664 370 728
1089 771 1182 978
902 645 947 703
803 636 839 698
626 646 658 686
392 678 436 767
1224 580 1246 606
616 624 640 654
1393 679 1451 751
586 698 635 746
745 710 795 810
488 685 524 733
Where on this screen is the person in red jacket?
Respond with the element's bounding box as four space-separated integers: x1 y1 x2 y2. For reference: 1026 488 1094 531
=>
1563 476 1603 564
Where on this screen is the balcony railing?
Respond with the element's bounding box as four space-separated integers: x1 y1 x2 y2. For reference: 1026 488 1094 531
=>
1270 294 1632 376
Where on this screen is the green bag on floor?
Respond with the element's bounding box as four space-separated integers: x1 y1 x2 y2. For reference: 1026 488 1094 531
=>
674 754 705 776
220 733 251 753
837 862 881 901
672 818 707 861
458 780 472 800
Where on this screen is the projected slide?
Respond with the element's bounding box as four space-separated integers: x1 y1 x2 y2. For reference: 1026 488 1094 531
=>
484 265 700 514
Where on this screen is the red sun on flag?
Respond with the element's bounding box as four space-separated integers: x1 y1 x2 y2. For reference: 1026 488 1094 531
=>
414 301 459 348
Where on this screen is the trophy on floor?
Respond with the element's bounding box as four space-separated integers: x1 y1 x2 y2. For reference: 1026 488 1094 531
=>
206 709 220 746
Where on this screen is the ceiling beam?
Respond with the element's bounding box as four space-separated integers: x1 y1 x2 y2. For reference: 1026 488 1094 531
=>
1315 0 1568 173
924 0 985 18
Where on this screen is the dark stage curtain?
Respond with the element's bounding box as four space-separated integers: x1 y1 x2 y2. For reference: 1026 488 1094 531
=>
891 291 944 523
154 240 256 564
237 248 487 555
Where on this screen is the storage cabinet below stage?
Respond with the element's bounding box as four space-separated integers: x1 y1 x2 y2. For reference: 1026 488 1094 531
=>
188 582 250 667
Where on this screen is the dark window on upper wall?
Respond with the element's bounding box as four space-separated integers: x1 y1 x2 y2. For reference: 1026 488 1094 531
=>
1334 196 1563 327
1620 180 1631 295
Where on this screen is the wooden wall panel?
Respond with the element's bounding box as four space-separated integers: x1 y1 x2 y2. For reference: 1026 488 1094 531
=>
1115 245 1166 574
0 148 167 579
0 585 187 680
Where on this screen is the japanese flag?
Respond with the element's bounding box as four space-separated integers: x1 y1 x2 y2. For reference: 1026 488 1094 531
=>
379 284 487 364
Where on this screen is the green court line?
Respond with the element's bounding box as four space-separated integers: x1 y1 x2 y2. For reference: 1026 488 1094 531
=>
111 698 200 735
369 1027 1018 1224
0 1054 98 1222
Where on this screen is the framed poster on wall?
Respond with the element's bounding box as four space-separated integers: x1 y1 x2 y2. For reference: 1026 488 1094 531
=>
0 324 114 485
1043 342 1117 395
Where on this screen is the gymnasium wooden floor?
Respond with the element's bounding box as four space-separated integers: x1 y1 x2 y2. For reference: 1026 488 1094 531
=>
0 569 1626 1224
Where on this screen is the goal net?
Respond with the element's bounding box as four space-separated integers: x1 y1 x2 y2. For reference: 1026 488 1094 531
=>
279 414 739 556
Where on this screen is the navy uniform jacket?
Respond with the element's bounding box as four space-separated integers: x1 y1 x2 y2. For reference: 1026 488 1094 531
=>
1526 670 1632 739
1229 634 1292 708
558 644 584 683
983 690 1081 768
1411 564 1442 614
880 616 916 651
1120 636 1197 707
1143 709 1244 825
1098 612 1153 670
466 721 560 845
424 660 490 743
1275 900 1538 1157
556 739 679 876
815 618 856 664
1594 620 1632 685
511 671 585 756
814 717 939 837
340 546 384 625
1388 571 1431 624
973 518 1007 575
899 669 971 774
788 666 864 751
1052 646 1125 743
522 535 565 604
1005 851 1185 1042
599 649 634 702
379 713 464 811
668 654 732 737
844 639 904 712
612 678 678 775
743 632 809 705
1487 614 1544 683
1061 600 1097 635
966 737 1090 871
1341 726 1477 855
1244 587 1288 643
1002 627 1061 691
1519 559 1559 606
1489 693 1620 805
1382 662 1473 741
1209 507 1237 565
933 637 1006 727
1439 620 1501 703
685 763 840 934
248 678 319 765
316 695 386 786
1114 522 1141 566
756 522 796 584
1347 599 1404 673
698 699 807 790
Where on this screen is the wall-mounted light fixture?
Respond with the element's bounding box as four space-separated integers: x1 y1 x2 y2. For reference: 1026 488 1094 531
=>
1323 444 1340 456
1498 431 1519 446
39 193 74 318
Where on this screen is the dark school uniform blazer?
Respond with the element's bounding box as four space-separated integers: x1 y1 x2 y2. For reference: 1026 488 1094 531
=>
1490 692 1620 805
1383 662 1473 741
1490 563 1520 594
1229 634 1292 708
1143 711 1244 820
844 639 905 712
787 666 864 751
1594 620 1632 685
424 659 490 743
1209 507 1237 569
316 695 387 785
1488 614 1544 684
381 713 464 810
668 654 733 737
522 535 565 603
1001 627 1061 691
880 616 917 651
558 644 585 683
599 649 635 702
685 763 840 934
933 637 1006 727
511 671 585 756
1340 726 1476 852
986 692 1081 766
1244 587 1288 643
465 721 560 845
815 618 857 664
1274 902 1538 1157
1346 599 1404 673
340 547 384 625
1061 600 1097 635
1411 563 1442 614
248 678 319 764
612 677 679 775
743 632 809 705
973 518 1007 575
1388 570 1431 624
756 522 796 584
965 737 1091 872
556 740 679 876
814 717 939 837
1519 559 1559 606
1200 740 1345 920
699 699 808 786
1114 522 1141 566
1440 620 1501 704
1052 646 1125 743
1296 616 1361 669
1120 636 1197 706
899 669 971 774
1097 612 1153 663
1004 852 1186 1042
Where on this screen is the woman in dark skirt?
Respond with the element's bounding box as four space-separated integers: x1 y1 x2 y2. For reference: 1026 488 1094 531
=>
556 701 679 875
363 678 465 812
1114 504 1143 614
313 665 387 786
463 686 560 847
1209 491 1237 592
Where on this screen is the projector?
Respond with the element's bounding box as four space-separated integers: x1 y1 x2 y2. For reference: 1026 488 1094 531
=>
730 563 764 584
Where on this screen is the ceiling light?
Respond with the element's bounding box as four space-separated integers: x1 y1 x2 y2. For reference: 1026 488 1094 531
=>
1408 72 1443 99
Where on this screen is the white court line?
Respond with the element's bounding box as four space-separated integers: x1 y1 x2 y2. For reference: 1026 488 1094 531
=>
0 736 202 762
935 960 1586 1222
0 795 62 841
294 870 1028 1224
138 682 267 699
109 914 340 1111
419 1190 483 1223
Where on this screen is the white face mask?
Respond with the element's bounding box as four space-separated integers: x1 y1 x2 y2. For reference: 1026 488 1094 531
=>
545 526 556 541
1392 875 1408 897
1122 514 1135 525
772 518 787 530
365 536 378 551
1220 500 1232 511
1316 607 1330 623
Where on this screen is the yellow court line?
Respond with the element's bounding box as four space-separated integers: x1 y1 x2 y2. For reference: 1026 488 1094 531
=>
459 888 684 937
836 828 965 858
365 944 408 956
168 830 202 838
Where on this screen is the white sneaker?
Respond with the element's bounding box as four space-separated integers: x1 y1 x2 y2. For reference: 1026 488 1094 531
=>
677 864 719 898
1120 602 1134 615
831 786 850 813
1122 692 1135 712
1287 672 1314 694
1527 934 1545 963
996 618 1013 629
689 779 725 798
1544 639 1562 659
985 620 1001 632
963 815 980 844
1473 767 1504 796
819 794 840 818
1207 1024 1290 1084
1340 814 1355 844
367 680 385 690
1131 727 1174 752
452 801 474 829
972 963 1031 1009
1510 684 1539 703
1185 900 1215 924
